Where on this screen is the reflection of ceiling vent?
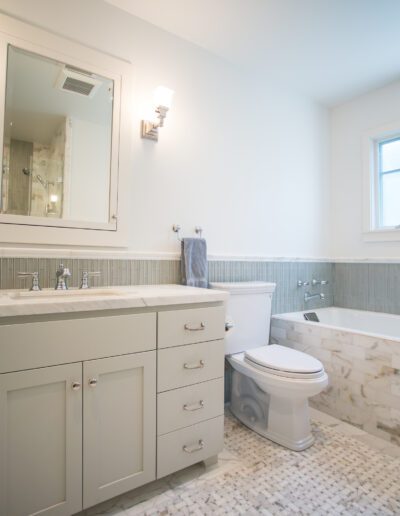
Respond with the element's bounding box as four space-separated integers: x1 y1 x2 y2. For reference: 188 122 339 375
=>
55 66 101 98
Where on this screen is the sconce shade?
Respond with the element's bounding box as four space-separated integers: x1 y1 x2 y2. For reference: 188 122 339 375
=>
153 86 174 109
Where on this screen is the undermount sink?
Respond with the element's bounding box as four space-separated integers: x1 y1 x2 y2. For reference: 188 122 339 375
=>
7 288 133 300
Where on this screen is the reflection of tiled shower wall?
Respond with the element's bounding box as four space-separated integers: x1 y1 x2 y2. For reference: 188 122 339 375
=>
2 120 66 217
31 120 65 217
30 143 50 216
1 137 10 211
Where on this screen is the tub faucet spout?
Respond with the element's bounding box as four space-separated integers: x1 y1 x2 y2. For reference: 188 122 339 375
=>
304 292 325 303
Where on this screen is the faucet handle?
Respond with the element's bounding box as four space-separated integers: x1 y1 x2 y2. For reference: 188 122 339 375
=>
18 272 41 291
80 271 101 289
56 263 72 278
297 280 310 287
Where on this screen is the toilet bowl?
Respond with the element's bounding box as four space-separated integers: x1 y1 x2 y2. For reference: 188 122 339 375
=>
229 345 328 450
210 281 329 451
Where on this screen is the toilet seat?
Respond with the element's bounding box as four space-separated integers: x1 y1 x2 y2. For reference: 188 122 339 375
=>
244 344 325 379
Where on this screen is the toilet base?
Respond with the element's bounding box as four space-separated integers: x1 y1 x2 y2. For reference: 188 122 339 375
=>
230 369 315 451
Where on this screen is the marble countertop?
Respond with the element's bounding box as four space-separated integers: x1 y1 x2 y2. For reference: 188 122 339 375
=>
0 284 228 318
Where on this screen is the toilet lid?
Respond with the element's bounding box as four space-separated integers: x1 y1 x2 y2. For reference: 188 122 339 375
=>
244 344 323 376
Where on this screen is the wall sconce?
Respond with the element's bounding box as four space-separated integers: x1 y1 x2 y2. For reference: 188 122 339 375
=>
141 86 174 141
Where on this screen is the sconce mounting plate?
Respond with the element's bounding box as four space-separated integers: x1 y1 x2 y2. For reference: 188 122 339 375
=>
141 120 159 141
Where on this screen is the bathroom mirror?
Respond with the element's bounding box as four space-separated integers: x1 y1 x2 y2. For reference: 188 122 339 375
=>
0 14 131 246
1 45 115 227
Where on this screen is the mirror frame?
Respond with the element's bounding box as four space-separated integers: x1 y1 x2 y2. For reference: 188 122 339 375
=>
0 14 132 247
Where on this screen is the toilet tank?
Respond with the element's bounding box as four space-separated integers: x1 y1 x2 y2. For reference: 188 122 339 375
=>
209 281 276 355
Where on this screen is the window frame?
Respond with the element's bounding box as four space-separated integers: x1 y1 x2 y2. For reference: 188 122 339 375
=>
377 136 400 228
363 121 400 242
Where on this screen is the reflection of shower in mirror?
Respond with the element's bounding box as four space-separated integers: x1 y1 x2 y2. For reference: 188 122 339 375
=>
35 174 54 189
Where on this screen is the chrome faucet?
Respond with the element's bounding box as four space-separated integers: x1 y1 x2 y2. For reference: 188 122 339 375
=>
18 271 41 291
304 291 325 303
55 263 71 290
80 271 101 289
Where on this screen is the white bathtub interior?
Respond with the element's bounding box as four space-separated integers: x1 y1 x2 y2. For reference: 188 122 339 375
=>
273 306 400 341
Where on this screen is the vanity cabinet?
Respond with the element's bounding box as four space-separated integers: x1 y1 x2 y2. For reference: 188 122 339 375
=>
0 298 226 516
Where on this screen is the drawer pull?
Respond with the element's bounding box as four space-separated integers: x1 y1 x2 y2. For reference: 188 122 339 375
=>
183 439 204 454
183 400 205 411
183 359 205 370
184 322 206 331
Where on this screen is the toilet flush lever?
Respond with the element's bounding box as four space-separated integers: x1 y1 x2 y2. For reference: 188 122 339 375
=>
225 321 234 332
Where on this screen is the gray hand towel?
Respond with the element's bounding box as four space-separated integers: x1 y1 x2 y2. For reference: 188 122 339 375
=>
181 238 208 288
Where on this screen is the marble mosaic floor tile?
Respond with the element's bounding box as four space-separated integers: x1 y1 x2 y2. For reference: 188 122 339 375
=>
80 410 400 516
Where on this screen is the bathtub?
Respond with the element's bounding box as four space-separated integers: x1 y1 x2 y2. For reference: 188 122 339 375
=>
271 307 400 446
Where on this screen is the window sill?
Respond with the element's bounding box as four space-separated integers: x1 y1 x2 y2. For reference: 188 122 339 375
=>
363 228 400 242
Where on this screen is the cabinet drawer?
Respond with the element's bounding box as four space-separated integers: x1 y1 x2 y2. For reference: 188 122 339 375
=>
158 306 225 348
0 312 156 373
157 416 224 478
157 378 224 435
157 340 224 392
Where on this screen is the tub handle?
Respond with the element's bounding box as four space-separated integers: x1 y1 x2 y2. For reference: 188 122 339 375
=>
297 280 309 287
312 279 329 286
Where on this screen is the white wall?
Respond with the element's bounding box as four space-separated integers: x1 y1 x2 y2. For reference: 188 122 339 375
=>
331 80 400 259
69 118 111 223
0 0 330 259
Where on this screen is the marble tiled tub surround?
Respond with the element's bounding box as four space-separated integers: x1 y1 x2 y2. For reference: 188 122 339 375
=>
271 310 400 446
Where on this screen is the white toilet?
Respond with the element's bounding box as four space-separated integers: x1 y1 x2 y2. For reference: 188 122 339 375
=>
210 281 328 451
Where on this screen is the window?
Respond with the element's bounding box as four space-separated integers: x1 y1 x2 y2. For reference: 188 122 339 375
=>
363 123 400 242
377 137 400 228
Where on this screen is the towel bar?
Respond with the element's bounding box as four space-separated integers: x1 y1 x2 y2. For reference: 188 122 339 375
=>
172 224 203 241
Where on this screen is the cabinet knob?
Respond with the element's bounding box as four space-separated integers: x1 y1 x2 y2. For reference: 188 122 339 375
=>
71 381 81 391
88 378 98 387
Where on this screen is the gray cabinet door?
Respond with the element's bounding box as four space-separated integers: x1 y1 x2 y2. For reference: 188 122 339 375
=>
83 351 156 509
0 363 83 516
